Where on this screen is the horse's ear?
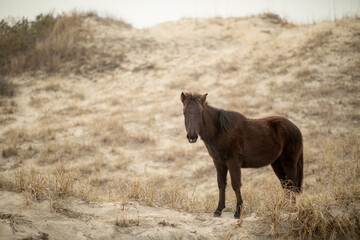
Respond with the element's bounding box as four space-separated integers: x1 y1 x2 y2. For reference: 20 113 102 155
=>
200 93 208 104
181 92 187 103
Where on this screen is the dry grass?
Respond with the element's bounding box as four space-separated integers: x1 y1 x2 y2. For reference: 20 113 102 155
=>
0 98 17 123
113 176 200 212
2 145 18 158
31 14 85 73
299 29 333 60
261 13 296 27
221 132 360 239
157 143 199 165
0 12 128 97
0 13 84 97
0 77 15 97
0 168 75 203
91 117 154 147
0 13 84 76
115 209 140 228
1 128 28 159
296 67 317 79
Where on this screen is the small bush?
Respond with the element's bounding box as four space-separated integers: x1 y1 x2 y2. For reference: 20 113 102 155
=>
0 13 85 77
261 13 296 27
0 13 87 97
0 14 56 76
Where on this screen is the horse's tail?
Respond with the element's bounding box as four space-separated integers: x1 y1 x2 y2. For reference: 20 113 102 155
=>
296 151 303 193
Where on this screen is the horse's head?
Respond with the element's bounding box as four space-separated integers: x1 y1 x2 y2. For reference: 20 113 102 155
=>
180 92 207 143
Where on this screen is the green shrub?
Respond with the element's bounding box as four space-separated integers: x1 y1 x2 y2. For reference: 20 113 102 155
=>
0 13 87 96
0 14 57 76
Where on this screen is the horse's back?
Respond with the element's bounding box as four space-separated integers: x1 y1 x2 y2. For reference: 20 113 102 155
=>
242 116 302 147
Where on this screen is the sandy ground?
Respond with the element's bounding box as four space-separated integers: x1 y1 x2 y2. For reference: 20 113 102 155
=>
1 191 262 240
1 14 359 239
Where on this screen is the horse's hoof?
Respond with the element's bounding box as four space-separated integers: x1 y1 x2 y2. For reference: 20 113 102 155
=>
213 210 222 217
234 212 240 219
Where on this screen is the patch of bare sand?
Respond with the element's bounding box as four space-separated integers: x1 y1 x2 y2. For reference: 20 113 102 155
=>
0 191 263 239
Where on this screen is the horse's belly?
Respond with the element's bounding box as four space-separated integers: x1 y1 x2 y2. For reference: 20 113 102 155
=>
241 148 282 168
241 158 273 168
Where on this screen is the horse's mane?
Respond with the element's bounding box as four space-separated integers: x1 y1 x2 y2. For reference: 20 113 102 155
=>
218 109 244 134
185 92 244 134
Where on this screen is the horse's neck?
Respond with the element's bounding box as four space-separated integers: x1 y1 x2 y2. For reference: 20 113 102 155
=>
199 105 220 142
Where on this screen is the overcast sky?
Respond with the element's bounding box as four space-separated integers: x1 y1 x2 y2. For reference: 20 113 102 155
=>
0 0 359 28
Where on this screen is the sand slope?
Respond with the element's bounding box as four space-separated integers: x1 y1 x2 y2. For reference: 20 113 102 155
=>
1 14 359 239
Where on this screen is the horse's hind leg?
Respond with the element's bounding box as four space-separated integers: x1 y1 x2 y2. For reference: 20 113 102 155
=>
272 156 297 203
279 152 300 193
213 160 228 217
271 157 287 189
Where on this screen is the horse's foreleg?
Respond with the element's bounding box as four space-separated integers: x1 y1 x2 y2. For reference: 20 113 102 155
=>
228 160 242 219
213 160 228 217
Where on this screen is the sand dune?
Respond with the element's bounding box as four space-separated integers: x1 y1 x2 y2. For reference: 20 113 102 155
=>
1 14 359 239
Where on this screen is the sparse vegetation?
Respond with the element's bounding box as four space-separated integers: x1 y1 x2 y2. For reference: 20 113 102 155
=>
261 12 296 27
0 12 128 97
0 13 83 96
2 145 18 158
0 168 75 202
0 77 15 97
0 13 86 77
0 12 359 239
0 14 56 76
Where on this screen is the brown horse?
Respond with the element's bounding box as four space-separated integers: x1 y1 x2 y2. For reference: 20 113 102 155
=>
180 92 303 219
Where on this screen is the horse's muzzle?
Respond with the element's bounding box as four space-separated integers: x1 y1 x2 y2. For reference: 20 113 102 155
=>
187 133 198 143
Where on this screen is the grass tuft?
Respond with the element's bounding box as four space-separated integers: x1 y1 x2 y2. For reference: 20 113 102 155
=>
0 76 15 97
0 168 75 202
